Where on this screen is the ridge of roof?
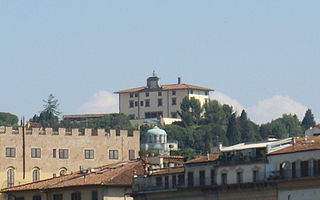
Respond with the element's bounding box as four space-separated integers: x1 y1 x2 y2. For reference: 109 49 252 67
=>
114 83 213 94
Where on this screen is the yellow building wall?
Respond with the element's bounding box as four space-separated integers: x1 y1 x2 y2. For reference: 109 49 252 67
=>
0 127 140 191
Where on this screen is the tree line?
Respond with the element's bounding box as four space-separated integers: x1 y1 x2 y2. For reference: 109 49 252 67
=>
0 95 317 156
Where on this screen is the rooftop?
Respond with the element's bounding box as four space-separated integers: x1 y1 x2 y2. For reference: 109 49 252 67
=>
185 153 220 164
151 167 184 176
2 161 144 193
115 83 214 94
268 136 320 155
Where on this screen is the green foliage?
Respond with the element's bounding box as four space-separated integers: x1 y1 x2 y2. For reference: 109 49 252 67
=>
43 94 61 116
301 109 316 130
164 99 306 155
170 149 197 161
259 114 304 139
60 113 133 131
30 94 61 129
226 113 241 145
178 97 203 126
0 112 19 126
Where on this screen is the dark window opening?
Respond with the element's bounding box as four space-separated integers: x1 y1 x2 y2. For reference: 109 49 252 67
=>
199 170 205 186
187 172 194 187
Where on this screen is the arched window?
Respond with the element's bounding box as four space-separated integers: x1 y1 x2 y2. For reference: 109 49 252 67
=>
33 168 40 182
59 168 67 176
7 168 14 188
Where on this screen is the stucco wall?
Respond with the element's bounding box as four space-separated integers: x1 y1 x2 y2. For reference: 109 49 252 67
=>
0 127 140 190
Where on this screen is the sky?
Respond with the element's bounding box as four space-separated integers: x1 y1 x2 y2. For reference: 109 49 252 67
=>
0 1 319 124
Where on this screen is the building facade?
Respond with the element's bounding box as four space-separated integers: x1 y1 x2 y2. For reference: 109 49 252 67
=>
0 126 140 193
133 137 320 200
115 74 213 125
1 161 144 200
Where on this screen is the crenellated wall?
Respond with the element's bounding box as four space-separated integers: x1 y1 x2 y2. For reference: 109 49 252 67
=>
0 126 140 191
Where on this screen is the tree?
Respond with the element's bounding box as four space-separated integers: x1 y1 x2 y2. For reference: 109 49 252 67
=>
226 113 241 145
0 112 19 126
178 97 202 126
30 94 61 129
43 94 61 116
301 109 316 130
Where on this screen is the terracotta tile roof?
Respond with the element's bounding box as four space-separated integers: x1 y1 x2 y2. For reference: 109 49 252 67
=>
268 137 320 155
151 167 184 176
114 84 214 94
185 153 220 164
2 161 144 193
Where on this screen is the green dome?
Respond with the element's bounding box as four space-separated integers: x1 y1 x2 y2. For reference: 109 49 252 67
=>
147 126 167 136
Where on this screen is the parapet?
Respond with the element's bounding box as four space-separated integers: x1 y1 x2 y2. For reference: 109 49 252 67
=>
0 126 139 138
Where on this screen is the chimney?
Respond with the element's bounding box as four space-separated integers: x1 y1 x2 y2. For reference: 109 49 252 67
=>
178 77 181 84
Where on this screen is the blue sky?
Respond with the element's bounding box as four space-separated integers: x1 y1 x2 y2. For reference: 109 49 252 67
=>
1 1 319 124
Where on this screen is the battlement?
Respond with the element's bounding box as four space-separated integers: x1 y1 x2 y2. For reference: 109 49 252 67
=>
0 126 139 137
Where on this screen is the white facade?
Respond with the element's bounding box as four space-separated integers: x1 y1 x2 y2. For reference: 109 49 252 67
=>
115 75 212 122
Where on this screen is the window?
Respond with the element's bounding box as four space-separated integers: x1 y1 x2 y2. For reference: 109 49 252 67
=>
53 194 63 200
156 176 162 187
165 176 169 189
140 101 144 106
92 191 98 200
130 93 133 98
60 168 67 176
158 91 162 96
178 174 185 186
71 192 81 200
211 169 215 185
237 172 243 183
158 99 163 107
31 148 41 158
59 149 69 159
145 92 149 97
33 196 41 200
129 150 135 160
172 175 177 188
145 99 150 107
135 101 138 107
199 170 205 186
85 150 94 159
53 149 56 158
253 170 258 182
172 98 176 105
7 168 14 188
129 100 134 108
221 173 227 185
171 112 178 118
187 172 194 187
33 169 40 182
129 114 135 120
135 93 138 97
109 150 118 160
190 90 193 94
172 91 176 95
145 112 163 119
6 147 16 157
301 160 309 177
116 129 120 136
205 91 209 96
